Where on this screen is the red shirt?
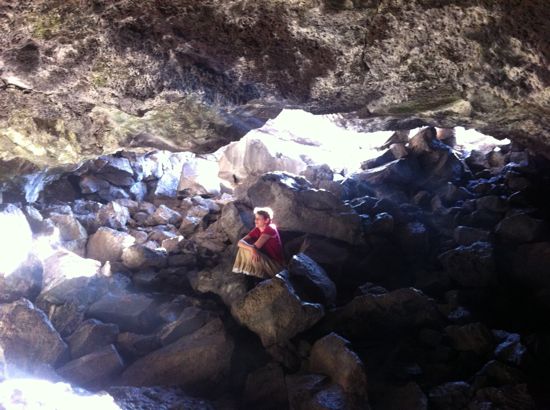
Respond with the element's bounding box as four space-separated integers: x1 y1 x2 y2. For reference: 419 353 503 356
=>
248 224 285 265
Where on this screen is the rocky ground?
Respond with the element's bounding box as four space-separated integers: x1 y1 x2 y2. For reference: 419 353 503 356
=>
1 126 550 409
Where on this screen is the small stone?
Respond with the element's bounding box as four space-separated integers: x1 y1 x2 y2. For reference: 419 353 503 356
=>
97 201 130 230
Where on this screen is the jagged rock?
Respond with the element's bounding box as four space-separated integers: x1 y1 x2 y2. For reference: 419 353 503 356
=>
0 204 33 276
86 227 136 262
438 242 496 287
323 288 442 339
177 156 220 197
355 158 418 187
284 253 337 306
129 181 148 201
79 174 111 194
244 362 288 410
308 333 367 399
48 301 87 338
218 201 254 244
66 319 119 360
0 299 68 374
428 381 472 410
192 221 230 254
445 323 495 355
453 226 490 246
119 318 233 387
243 172 363 244
286 374 359 410
92 156 135 187
471 360 525 390
158 306 211 346
116 332 161 359
232 276 324 347
361 144 409 170
0 254 43 303
494 331 529 368
476 195 508 213
121 245 168 270
108 386 216 409
98 202 130 230
151 204 183 226
87 292 160 333
495 213 544 243
374 382 427 410
56 344 124 388
512 242 550 288
48 212 88 242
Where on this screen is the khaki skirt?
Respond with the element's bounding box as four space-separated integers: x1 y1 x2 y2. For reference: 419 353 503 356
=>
232 247 284 279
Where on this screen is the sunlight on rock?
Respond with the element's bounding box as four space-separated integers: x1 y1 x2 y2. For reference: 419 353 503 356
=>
0 205 33 276
0 378 120 410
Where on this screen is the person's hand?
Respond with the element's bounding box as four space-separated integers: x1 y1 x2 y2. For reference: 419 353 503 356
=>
251 249 260 262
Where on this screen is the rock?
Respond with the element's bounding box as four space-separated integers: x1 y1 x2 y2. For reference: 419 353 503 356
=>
47 301 87 338
107 386 216 409
370 212 394 234
49 212 88 242
151 204 183 226
445 323 495 355
219 201 254 244
0 254 43 303
189 261 248 308
86 227 136 263
438 242 496 287
129 181 148 201
37 251 106 307
286 374 358 410
285 253 337 306
66 319 119 360
0 204 33 276
453 226 490 246
323 288 443 339
512 242 550 288
119 318 233 388
161 235 184 254
244 363 288 410
121 245 168 270
158 306 211 346
0 299 68 374
87 292 160 333
495 213 544 243
494 332 529 367
475 195 508 213
243 172 363 244
177 156 220 197
469 384 537 409
471 360 525 390
374 382 427 410
395 221 429 262
355 158 418 187
428 381 472 410
93 156 135 187
79 175 110 194
466 150 490 173
56 344 124 388
361 144 409 170
192 221 230 254
232 276 324 347
116 332 161 359
309 333 367 399
97 201 130 230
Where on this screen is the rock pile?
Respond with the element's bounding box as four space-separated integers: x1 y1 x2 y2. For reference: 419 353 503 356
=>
1 126 549 409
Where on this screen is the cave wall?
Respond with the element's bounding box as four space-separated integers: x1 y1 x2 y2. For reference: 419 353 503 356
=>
0 0 548 178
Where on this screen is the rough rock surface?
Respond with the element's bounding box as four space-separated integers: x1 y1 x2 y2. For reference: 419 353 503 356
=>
2 0 548 178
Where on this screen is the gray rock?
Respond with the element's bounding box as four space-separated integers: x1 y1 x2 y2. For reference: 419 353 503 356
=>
495 213 544 243
243 172 363 245
0 254 43 303
231 276 324 347
97 201 130 230
445 323 495 355
151 204 183 226
119 318 233 387
79 175 110 194
439 242 496 287
48 212 88 242
56 344 124 388
121 245 168 270
309 333 367 399
494 332 529 367
286 374 359 410
116 332 161 359
177 156 221 197
428 381 472 410
86 227 136 263
158 306 210 346
66 319 119 359
453 226 490 246
0 299 68 373
285 253 337 306
218 201 254 244
94 156 135 187
87 292 160 333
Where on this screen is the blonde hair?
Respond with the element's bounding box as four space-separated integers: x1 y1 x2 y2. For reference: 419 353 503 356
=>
254 206 274 221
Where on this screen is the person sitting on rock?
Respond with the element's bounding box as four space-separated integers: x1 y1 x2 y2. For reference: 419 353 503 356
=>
232 207 285 279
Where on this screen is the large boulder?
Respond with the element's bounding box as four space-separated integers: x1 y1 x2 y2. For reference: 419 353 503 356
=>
121 245 168 270
231 276 324 347
87 292 160 334
284 253 337 306
323 288 443 339
0 254 43 303
242 172 363 244
119 318 233 388
218 201 254 244
438 242 496 287
0 299 68 375
56 344 124 388
177 156 221 197
66 319 120 360
308 333 367 400
86 227 136 262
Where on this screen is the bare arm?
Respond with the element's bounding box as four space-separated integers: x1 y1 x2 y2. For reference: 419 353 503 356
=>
237 233 272 260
